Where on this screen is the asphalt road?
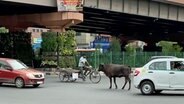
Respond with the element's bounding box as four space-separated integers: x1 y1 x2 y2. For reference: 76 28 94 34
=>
1 75 184 104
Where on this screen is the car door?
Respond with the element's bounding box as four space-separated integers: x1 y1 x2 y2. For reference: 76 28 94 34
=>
0 60 15 83
148 61 170 89
169 61 184 89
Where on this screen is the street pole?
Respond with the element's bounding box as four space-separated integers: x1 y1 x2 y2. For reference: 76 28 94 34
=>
57 32 59 68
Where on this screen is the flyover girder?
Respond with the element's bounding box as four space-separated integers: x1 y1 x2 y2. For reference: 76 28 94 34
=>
84 0 184 22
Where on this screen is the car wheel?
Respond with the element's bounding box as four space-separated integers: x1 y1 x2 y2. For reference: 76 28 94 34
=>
15 78 24 88
33 84 40 88
140 81 154 95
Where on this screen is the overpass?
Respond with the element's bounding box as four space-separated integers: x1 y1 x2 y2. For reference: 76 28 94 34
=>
0 0 83 32
1 0 184 51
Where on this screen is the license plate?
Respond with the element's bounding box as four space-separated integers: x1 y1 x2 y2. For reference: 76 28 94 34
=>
37 81 43 84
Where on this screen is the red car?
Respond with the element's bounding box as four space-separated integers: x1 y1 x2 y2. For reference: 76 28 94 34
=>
0 58 44 88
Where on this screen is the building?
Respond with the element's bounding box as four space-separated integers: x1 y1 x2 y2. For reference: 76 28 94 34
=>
76 32 96 49
26 27 50 50
76 32 111 52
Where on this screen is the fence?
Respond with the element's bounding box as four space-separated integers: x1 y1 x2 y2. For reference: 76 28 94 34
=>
75 52 184 68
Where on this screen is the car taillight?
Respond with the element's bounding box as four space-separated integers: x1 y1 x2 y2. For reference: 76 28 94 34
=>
134 70 140 76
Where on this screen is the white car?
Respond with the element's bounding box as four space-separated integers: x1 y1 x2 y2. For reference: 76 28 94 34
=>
134 56 184 95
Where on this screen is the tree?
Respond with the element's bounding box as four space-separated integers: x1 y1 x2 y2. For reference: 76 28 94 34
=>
57 30 77 68
109 37 121 53
158 41 183 52
125 45 136 53
58 30 77 55
0 27 8 33
41 30 77 68
109 37 122 64
41 32 57 52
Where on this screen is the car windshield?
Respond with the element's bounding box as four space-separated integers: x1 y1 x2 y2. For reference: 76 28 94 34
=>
7 60 28 70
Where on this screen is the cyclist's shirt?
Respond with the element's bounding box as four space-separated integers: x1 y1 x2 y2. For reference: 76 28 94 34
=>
78 57 87 67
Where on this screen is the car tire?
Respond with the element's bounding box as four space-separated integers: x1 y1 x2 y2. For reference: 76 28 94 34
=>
33 84 40 88
140 81 154 95
15 78 25 88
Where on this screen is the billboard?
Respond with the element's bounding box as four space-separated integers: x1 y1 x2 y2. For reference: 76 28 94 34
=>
57 0 84 12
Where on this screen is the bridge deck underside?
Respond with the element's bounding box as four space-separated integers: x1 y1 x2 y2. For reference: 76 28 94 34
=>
70 7 184 44
0 1 56 15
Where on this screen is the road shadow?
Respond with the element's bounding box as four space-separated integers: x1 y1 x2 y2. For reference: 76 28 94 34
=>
0 84 44 89
133 92 184 96
55 80 94 85
93 87 132 93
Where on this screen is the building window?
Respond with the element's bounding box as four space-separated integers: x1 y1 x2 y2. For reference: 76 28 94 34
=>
33 29 36 32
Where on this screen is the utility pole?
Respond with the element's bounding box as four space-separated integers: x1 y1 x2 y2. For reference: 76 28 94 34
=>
56 32 60 67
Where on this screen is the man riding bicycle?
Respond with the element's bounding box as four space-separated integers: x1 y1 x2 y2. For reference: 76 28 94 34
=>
78 54 90 81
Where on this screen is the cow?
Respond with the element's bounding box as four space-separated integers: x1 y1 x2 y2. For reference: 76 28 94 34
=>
99 64 131 90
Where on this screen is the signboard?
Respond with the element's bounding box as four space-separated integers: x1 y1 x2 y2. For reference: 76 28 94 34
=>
33 38 42 44
33 38 42 50
57 0 84 12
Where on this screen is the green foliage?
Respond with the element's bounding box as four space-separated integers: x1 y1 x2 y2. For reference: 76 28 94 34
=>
0 33 13 52
41 60 57 66
41 32 57 52
41 30 77 68
158 41 183 52
0 32 33 66
58 30 77 55
109 37 122 64
58 30 77 68
173 44 183 52
59 56 76 68
0 27 8 33
125 45 136 53
110 37 121 53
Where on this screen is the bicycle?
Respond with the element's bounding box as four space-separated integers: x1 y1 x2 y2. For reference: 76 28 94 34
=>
58 66 101 84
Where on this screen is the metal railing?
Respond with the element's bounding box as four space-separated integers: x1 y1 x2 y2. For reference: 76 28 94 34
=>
76 52 184 68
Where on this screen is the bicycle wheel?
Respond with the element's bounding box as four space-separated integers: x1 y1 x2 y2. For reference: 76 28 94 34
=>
59 71 69 82
89 71 101 84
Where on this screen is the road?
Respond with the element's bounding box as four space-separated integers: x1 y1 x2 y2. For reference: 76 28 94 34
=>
0 75 184 104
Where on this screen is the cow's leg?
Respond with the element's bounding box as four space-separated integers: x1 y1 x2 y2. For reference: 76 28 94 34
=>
109 77 112 89
113 77 118 89
122 77 128 90
128 77 131 90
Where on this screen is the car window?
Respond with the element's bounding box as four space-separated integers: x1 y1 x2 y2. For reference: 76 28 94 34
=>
149 61 167 70
171 61 184 71
7 60 28 70
179 61 184 71
0 60 9 70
